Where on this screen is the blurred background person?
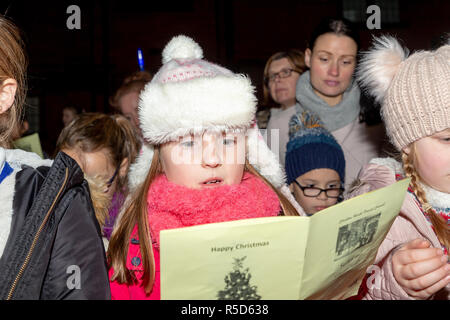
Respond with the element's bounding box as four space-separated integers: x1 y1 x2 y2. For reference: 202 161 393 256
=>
109 70 152 139
262 49 307 165
10 106 48 159
62 105 79 127
10 112 29 141
56 112 141 243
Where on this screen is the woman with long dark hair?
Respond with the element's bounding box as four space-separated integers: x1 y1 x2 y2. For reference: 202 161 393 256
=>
294 17 386 186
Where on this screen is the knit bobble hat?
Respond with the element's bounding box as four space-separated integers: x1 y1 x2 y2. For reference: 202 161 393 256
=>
127 35 298 211
357 36 450 151
285 111 346 185
139 35 256 145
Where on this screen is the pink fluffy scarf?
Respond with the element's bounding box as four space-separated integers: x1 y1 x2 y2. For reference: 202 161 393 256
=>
147 172 281 248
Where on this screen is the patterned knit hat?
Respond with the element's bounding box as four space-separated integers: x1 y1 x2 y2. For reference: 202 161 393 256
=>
357 36 450 151
127 35 299 212
285 111 346 185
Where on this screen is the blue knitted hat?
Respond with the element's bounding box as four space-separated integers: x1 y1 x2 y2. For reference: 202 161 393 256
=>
285 110 345 185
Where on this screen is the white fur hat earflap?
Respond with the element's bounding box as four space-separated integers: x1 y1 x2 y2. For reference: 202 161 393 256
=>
357 35 450 150
127 35 302 215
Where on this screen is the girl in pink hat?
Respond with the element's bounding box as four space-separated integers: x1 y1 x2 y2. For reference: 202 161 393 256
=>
350 36 450 300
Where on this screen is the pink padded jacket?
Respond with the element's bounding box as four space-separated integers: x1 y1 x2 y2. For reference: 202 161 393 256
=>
346 158 449 300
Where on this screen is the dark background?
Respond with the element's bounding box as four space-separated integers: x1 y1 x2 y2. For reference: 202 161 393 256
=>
1 0 449 156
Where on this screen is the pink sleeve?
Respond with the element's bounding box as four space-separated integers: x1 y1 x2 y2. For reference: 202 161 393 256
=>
346 162 414 300
363 243 415 300
345 163 397 199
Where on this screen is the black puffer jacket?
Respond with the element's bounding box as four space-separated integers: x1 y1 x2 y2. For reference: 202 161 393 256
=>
0 151 110 299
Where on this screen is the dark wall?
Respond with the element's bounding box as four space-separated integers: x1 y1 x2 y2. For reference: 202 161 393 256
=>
2 0 449 156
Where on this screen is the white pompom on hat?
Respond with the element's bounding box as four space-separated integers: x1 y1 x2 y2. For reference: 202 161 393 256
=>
357 35 450 151
161 35 204 64
127 35 303 214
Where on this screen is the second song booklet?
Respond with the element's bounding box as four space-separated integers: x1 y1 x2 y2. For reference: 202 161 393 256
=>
160 178 410 300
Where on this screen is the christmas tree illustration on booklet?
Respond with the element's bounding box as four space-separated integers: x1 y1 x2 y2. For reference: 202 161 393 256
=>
217 256 261 300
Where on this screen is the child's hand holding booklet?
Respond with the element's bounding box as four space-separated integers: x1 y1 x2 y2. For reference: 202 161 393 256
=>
160 178 411 300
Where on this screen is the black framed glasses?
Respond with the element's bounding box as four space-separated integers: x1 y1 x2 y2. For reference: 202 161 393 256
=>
293 180 344 198
265 68 299 84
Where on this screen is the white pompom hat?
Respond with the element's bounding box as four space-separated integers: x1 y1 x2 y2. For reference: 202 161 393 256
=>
127 35 304 214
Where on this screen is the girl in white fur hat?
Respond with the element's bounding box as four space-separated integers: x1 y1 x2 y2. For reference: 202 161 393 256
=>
349 36 450 300
107 35 304 299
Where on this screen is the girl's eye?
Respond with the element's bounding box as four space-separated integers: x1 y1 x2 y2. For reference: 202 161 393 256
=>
223 137 236 146
434 133 450 142
319 57 328 62
342 60 352 65
306 184 315 188
327 184 340 189
180 140 195 147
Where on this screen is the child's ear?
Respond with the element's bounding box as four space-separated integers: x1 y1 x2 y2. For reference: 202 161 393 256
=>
119 157 129 178
0 78 18 114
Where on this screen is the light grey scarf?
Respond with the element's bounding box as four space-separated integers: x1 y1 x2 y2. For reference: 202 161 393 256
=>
295 71 361 132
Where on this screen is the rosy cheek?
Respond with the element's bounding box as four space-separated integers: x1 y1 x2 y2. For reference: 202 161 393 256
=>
415 158 438 184
329 198 338 206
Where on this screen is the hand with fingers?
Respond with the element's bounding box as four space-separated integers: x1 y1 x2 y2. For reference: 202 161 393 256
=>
392 238 450 299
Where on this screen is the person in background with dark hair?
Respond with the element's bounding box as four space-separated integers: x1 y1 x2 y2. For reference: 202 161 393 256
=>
110 71 152 139
0 15 110 300
56 113 141 244
262 49 307 165
294 17 386 186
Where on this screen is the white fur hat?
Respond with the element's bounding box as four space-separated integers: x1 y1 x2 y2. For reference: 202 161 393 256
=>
139 35 256 145
127 35 304 214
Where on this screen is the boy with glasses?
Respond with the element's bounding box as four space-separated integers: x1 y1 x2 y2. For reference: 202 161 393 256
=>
285 110 345 215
